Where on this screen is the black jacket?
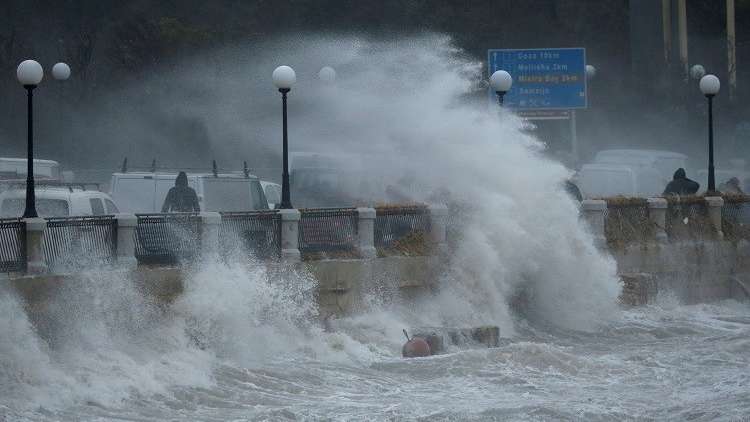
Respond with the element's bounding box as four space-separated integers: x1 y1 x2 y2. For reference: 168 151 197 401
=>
162 186 200 212
663 168 700 196
162 172 200 212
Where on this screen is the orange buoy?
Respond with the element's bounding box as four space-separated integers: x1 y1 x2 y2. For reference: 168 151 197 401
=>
401 329 431 358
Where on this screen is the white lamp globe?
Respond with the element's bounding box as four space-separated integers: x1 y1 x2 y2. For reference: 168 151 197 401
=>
318 66 336 82
699 74 720 96
272 65 296 89
17 60 44 86
52 62 71 80
690 64 706 80
490 70 512 93
585 64 597 79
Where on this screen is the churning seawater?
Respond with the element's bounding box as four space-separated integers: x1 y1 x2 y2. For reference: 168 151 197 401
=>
2 277 748 422
2 35 749 421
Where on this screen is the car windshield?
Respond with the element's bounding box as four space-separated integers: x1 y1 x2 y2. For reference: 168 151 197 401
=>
1 198 69 217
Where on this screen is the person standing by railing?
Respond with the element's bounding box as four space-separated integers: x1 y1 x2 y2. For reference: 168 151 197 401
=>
663 168 700 196
161 172 200 213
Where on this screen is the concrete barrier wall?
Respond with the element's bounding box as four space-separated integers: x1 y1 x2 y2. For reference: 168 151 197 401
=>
4 198 750 316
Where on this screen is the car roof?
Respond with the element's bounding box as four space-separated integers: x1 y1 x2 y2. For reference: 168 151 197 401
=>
594 149 688 159
0 157 59 165
0 187 113 200
580 163 638 173
112 172 259 180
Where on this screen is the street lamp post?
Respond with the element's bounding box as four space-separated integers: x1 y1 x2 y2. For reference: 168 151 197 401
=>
585 64 597 80
16 60 44 218
690 64 706 80
52 62 71 81
52 62 71 166
490 70 512 106
318 66 336 83
699 74 720 194
272 65 296 209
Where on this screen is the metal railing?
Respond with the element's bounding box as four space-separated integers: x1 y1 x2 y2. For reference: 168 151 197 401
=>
0 218 25 273
665 197 714 241
298 208 358 254
220 210 281 259
374 205 431 250
135 213 202 265
721 195 750 241
604 198 653 247
43 216 117 270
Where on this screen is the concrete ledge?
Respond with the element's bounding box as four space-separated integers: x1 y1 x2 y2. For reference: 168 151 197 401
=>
705 196 724 207
115 213 138 227
581 199 607 211
279 209 301 221
23 217 46 231
646 197 668 209
356 207 376 220
199 212 221 225
428 204 449 217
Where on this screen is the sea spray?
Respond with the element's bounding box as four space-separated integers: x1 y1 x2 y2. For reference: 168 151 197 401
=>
173 257 319 365
0 284 74 409
0 34 630 420
74 33 622 332
151 34 620 332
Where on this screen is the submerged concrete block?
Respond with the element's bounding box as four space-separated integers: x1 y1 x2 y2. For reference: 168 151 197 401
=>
412 325 500 354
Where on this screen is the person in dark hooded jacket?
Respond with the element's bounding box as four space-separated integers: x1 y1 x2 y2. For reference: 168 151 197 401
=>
663 168 700 196
161 171 200 212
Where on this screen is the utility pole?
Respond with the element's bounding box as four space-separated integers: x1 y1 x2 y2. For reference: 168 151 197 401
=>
677 0 689 82
727 0 737 102
662 0 672 65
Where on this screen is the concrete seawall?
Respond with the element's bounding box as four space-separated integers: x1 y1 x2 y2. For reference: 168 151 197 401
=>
4 256 443 320
5 196 750 317
614 240 750 305
7 238 748 321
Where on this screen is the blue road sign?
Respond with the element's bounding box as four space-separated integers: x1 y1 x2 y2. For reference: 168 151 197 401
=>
488 48 587 110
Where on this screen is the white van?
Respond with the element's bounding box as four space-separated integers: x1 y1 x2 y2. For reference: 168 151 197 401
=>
0 185 119 218
0 157 61 180
592 149 689 183
259 181 281 209
109 172 268 213
577 163 664 198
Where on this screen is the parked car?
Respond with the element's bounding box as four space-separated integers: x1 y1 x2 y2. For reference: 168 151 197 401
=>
0 185 119 218
0 157 61 180
260 181 282 209
592 149 689 183
577 163 664 198
577 149 691 198
109 172 268 213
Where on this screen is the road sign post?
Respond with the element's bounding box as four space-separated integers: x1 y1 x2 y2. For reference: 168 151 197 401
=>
488 48 587 164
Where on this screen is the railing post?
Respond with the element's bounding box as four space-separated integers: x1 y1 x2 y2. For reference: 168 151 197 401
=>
199 212 222 260
582 199 607 248
428 204 449 251
115 214 138 269
646 197 668 243
356 207 377 258
24 217 47 274
705 196 724 239
279 209 301 263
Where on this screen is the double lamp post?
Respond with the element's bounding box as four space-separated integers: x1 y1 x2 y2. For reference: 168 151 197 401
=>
16 60 70 218
271 64 336 209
